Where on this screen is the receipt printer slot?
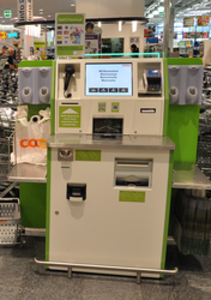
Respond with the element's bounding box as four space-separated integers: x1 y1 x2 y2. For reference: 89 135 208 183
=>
67 183 86 202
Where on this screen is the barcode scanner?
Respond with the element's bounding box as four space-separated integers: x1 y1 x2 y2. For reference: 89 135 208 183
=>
64 66 75 98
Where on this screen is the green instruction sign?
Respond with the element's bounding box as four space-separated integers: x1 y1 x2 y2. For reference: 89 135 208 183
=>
119 191 145 203
59 106 81 128
98 102 106 112
111 102 120 113
75 150 101 161
55 13 85 58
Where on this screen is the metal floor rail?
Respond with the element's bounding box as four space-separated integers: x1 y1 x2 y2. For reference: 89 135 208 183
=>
34 258 178 284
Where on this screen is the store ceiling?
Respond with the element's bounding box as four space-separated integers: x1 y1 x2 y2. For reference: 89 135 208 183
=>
145 0 211 22
0 0 76 23
0 0 210 25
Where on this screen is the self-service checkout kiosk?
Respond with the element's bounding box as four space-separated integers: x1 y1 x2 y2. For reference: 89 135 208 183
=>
34 58 177 281
13 55 210 282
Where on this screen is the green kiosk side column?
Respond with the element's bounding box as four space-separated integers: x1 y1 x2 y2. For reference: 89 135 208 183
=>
18 60 55 228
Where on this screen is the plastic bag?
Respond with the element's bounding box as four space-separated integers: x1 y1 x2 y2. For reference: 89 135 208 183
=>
13 107 50 166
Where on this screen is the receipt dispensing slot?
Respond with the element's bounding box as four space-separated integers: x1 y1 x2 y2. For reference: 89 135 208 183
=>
67 184 86 202
114 159 153 188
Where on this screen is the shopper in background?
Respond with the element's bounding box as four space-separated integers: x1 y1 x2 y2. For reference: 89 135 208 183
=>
131 44 139 58
7 48 17 71
0 46 7 56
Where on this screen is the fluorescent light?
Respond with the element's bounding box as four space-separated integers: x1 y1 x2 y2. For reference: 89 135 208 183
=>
132 20 137 32
48 15 51 17
118 21 122 31
153 10 159 15
98 21 101 27
39 9 43 11
71 4 75 6
39 12 43 15
158 6 164 12
160 0 164 2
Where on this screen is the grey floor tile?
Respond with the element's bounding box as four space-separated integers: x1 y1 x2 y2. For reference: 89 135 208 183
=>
0 284 20 300
83 274 142 300
186 272 211 300
16 262 84 300
141 272 195 300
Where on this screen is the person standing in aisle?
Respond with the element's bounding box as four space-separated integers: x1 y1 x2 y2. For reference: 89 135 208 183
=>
131 44 139 58
7 48 17 71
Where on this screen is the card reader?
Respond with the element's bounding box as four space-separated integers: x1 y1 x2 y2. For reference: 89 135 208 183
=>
143 69 162 92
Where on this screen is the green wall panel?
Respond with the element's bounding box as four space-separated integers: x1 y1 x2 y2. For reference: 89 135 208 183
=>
167 105 200 163
19 182 46 228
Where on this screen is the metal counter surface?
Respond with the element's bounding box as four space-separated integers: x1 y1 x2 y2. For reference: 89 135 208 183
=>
172 162 211 190
47 134 176 150
7 163 47 183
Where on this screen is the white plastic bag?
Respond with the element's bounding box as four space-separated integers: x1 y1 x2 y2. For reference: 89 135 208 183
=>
14 108 50 166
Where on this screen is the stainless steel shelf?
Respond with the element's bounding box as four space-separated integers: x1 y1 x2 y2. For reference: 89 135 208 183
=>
172 162 211 190
47 134 176 151
0 103 18 108
7 163 47 183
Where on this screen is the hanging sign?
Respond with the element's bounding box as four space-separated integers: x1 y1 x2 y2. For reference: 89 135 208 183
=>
55 13 85 58
197 16 210 26
85 23 102 55
17 0 33 22
183 32 209 39
4 10 12 18
183 17 194 27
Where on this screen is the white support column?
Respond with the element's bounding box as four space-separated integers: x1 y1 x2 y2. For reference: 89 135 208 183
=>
24 33 33 57
169 0 176 52
163 0 170 57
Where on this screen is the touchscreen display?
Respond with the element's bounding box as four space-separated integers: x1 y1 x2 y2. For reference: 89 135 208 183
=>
85 63 133 96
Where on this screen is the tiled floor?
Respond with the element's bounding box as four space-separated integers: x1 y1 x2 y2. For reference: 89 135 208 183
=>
0 236 211 300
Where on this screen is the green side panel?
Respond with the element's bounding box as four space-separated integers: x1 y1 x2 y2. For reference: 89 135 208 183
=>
163 58 170 136
167 58 203 66
167 105 200 163
19 182 46 228
166 58 201 163
161 150 174 271
18 60 53 68
45 148 51 261
51 60 56 135
119 191 145 203
75 150 101 161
